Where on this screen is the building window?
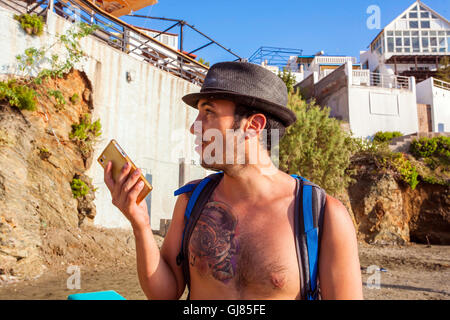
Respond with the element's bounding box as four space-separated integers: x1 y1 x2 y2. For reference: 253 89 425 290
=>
430 37 437 46
387 37 394 52
421 12 430 18
409 21 419 28
409 12 418 18
421 21 430 28
412 37 420 52
422 37 429 48
396 37 402 46
404 38 411 46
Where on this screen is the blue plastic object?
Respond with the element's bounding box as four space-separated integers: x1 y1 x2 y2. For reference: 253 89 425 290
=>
68 290 126 300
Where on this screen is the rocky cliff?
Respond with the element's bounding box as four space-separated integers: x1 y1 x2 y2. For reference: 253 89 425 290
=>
342 157 449 245
0 70 135 284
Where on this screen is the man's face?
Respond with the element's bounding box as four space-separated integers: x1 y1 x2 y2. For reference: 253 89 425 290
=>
189 98 243 170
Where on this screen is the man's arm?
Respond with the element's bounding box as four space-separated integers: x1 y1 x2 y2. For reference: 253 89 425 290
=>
103 161 189 300
318 195 364 300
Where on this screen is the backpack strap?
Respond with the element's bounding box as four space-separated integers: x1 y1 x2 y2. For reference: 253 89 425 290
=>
291 174 326 300
173 171 224 298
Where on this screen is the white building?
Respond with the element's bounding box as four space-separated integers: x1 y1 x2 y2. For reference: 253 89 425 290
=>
288 52 360 83
360 0 450 83
295 62 419 139
416 77 450 132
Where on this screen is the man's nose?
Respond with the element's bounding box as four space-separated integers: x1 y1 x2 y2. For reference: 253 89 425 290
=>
190 118 201 135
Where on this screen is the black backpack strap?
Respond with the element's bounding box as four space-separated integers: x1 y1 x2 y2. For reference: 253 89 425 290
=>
173 171 224 298
292 175 327 300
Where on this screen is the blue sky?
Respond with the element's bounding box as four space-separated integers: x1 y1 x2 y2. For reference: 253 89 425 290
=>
122 0 449 65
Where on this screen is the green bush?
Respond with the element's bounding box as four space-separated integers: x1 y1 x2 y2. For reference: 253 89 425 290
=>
410 136 450 162
14 14 44 36
391 153 419 190
0 79 37 111
373 131 403 143
70 178 89 199
279 93 356 195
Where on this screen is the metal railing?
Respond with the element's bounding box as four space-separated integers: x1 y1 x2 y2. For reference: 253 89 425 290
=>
1 0 209 84
352 70 411 90
433 78 450 91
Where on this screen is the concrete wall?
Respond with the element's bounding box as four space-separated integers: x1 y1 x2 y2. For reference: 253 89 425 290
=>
0 9 212 230
417 77 450 132
431 84 450 132
347 85 419 138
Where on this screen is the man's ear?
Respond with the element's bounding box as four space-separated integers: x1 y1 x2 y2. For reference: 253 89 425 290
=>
244 114 266 139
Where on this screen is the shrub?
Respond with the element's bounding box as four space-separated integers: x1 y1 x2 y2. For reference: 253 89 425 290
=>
70 178 89 199
391 153 419 190
410 137 438 158
0 79 37 111
373 131 402 143
13 14 44 36
410 136 449 162
279 93 356 195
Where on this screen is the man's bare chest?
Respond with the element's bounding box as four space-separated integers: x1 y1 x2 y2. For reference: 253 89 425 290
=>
187 194 300 298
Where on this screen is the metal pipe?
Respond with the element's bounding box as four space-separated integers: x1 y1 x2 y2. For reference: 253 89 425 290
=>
188 41 214 55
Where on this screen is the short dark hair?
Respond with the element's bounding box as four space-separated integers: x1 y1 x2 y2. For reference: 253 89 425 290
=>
233 104 286 152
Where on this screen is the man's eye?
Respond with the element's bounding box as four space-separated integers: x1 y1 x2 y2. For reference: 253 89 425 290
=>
205 109 213 114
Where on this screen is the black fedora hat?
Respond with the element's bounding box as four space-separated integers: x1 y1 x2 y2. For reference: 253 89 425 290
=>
182 61 297 127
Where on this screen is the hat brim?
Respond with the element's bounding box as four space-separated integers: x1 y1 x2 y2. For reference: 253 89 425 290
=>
182 91 297 127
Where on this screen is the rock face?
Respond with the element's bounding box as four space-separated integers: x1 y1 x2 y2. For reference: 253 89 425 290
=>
0 69 96 279
346 170 450 245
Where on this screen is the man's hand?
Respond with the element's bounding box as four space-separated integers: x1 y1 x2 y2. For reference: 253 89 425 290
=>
103 161 150 231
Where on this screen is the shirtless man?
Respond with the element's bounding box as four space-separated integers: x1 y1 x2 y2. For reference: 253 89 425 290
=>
103 62 363 300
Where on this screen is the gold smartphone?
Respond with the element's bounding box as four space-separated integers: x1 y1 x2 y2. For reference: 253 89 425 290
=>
97 139 153 204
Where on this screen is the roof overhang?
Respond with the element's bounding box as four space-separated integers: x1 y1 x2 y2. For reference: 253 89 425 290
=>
385 54 450 64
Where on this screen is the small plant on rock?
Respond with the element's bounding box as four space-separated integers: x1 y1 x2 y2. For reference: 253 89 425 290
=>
47 89 66 110
14 13 44 36
70 178 90 199
38 146 51 160
70 93 80 105
0 79 37 111
69 114 101 157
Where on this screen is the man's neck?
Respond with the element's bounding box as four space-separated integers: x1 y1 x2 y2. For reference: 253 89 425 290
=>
219 162 294 206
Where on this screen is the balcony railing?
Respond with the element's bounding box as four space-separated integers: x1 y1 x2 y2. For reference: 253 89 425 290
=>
433 78 450 91
0 0 209 85
313 56 357 65
352 70 411 90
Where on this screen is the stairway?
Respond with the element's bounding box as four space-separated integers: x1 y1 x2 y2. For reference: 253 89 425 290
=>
389 132 450 153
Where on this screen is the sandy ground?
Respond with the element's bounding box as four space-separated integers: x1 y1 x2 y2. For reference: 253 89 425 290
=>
0 240 448 300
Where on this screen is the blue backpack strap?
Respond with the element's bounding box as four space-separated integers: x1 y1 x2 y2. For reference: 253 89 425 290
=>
174 172 223 266
174 184 196 196
302 182 319 300
291 174 322 300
